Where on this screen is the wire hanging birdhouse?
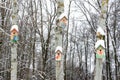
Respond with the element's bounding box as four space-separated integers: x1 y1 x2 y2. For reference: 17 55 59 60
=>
10 25 19 43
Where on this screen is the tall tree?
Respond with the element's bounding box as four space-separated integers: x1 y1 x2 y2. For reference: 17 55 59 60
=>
55 0 65 80
94 0 109 80
10 0 18 80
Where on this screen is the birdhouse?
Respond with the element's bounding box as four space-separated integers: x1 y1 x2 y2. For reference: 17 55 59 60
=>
55 46 62 61
95 40 105 58
55 50 62 61
10 25 19 43
58 13 67 29
96 27 105 40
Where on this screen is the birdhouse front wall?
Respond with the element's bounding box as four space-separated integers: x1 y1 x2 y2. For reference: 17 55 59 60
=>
59 22 66 29
55 50 62 61
60 17 67 24
10 29 19 43
96 46 105 58
58 17 67 29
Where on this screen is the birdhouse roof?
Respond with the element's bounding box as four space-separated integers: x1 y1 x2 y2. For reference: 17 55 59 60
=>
95 40 105 49
97 27 105 35
58 13 67 20
10 25 19 32
55 46 62 53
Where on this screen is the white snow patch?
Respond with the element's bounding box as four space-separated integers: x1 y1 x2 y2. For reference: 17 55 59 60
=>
10 25 19 32
95 40 105 49
58 12 67 20
97 27 105 35
55 46 62 53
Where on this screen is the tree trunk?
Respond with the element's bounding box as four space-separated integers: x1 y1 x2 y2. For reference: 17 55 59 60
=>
94 0 109 80
11 0 18 80
113 1 118 79
55 0 64 80
106 25 112 80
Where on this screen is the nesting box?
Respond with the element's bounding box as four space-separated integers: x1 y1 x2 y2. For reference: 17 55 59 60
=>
55 46 62 61
55 50 62 61
96 45 105 58
58 13 67 29
95 40 105 58
10 25 19 43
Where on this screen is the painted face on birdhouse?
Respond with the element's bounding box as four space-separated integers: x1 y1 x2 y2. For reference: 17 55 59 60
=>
55 50 62 61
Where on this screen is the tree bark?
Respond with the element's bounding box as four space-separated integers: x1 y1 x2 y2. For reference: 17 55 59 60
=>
55 0 64 80
11 0 18 80
94 0 109 80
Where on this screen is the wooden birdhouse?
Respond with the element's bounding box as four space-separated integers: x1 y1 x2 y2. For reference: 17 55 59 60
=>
58 13 67 29
96 27 105 40
55 50 62 61
10 25 19 43
55 46 62 61
95 40 105 58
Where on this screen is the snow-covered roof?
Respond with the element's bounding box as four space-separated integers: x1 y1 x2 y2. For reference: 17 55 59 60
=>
10 25 19 32
55 46 62 53
97 27 105 35
95 40 105 49
58 13 67 20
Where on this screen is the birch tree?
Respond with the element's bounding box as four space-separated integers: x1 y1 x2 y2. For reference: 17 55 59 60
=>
10 0 18 80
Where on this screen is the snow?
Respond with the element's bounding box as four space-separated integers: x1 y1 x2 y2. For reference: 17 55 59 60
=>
10 25 19 32
97 27 105 35
55 46 62 53
95 40 105 49
57 0 64 3
58 12 67 20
